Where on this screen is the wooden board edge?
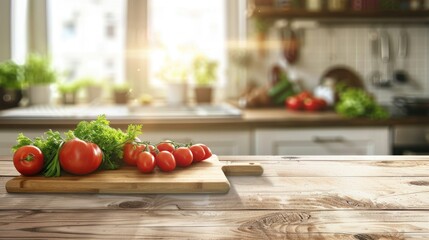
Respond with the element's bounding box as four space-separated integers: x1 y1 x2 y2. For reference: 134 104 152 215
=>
5 177 231 194
222 163 264 176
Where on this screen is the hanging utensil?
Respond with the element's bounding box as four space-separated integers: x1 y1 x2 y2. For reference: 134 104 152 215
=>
280 24 299 65
369 29 382 86
394 29 409 83
379 30 392 87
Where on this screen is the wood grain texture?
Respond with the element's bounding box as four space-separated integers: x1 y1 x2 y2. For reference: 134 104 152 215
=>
2 175 429 210
0 210 428 239
1 155 429 238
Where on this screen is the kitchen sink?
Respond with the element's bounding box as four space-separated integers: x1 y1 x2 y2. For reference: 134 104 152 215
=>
0 103 242 119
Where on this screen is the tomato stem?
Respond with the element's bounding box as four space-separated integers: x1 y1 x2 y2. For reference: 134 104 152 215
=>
113 137 147 150
23 153 35 162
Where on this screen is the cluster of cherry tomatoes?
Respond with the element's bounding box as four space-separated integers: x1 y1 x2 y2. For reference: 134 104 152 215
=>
123 141 212 173
285 91 327 112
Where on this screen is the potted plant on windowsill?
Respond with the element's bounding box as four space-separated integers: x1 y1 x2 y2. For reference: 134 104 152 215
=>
86 80 103 103
23 54 57 105
77 77 104 104
112 83 131 104
0 60 24 109
57 81 82 105
157 59 189 106
192 54 218 104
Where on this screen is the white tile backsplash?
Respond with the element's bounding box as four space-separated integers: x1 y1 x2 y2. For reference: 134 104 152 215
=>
250 24 429 104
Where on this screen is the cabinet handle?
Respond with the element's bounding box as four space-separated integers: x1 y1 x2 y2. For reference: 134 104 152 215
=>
313 136 345 143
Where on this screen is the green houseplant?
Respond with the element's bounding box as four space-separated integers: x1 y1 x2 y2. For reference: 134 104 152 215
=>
23 54 57 105
0 60 24 109
192 55 218 103
157 59 189 105
112 83 131 104
75 77 104 103
57 81 83 105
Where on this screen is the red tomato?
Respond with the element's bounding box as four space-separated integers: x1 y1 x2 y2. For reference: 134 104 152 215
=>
173 147 193 167
195 144 212 160
136 151 156 173
189 145 206 162
59 138 103 175
316 98 328 109
157 141 175 153
304 97 327 111
13 145 44 176
285 96 303 111
123 143 145 166
156 151 176 172
296 91 313 100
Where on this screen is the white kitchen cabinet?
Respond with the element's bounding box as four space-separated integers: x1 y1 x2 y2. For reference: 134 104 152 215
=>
140 129 251 155
254 127 390 155
1 126 391 157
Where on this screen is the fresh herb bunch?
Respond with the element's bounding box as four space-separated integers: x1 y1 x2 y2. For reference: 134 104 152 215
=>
71 115 142 170
12 115 142 176
13 130 64 177
335 86 389 119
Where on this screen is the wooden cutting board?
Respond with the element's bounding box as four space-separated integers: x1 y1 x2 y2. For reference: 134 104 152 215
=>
5 155 263 194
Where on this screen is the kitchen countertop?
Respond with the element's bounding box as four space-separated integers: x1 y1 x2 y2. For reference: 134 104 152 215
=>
0 104 428 128
1 155 429 239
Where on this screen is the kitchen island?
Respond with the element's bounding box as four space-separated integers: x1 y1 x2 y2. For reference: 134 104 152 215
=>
1 155 429 239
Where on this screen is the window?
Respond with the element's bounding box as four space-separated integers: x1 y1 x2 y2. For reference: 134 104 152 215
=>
11 0 245 101
11 0 28 64
147 0 226 87
47 0 126 84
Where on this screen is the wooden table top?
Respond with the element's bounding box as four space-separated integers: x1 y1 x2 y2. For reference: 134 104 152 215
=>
1 155 429 239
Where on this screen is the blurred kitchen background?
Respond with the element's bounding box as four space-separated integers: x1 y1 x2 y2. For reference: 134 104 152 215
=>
0 0 429 105
0 0 428 156
1 0 427 104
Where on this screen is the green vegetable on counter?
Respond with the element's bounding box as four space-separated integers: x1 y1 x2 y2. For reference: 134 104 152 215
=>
268 71 296 105
335 86 389 119
12 115 142 177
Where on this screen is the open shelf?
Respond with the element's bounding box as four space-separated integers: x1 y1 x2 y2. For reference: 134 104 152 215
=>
249 7 429 23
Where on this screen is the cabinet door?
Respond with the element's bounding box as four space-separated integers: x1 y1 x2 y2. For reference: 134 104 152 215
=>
142 130 251 155
254 127 390 155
